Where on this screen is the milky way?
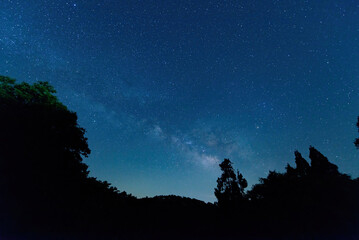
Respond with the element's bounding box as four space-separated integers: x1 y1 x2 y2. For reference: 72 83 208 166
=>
1 0 359 202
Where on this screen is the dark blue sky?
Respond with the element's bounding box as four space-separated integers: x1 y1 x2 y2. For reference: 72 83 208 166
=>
1 0 359 202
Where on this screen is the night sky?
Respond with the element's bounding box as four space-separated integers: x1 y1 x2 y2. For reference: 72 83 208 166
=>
1 0 359 202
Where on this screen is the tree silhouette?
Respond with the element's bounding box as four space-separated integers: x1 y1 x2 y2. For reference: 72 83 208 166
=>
294 150 310 177
1 74 359 239
0 76 132 236
0 76 90 189
214 159 247 208
309 146 338 175
355 117 359 148
246 146 359 238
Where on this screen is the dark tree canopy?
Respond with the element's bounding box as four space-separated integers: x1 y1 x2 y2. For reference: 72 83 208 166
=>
246 146 359 237
214 159 247 208
309 146 338 175
294 150 310 177
212 146 359 238
248 146 346 202
0 76 90 186
355 116 359 148
1 75 359 239
0 76 132 236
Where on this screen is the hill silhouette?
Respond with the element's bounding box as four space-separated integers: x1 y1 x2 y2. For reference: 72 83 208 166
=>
0 76 358 239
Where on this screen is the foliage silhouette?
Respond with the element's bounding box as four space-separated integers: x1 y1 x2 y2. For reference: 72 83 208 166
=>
1 75 359 239
246 146 359 238
0 76 134 238
355 116 359 148
214 159 247 208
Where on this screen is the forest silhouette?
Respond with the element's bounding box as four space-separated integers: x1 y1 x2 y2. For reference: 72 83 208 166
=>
0 76 358 239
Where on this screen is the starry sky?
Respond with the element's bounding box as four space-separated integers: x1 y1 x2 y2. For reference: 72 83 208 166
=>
1 0 359 202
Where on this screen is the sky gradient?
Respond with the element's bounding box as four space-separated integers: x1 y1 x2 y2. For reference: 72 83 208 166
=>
1 0 359 202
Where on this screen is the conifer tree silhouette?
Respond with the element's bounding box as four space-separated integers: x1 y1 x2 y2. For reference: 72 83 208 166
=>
355 117 359 148
214 159 247 208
